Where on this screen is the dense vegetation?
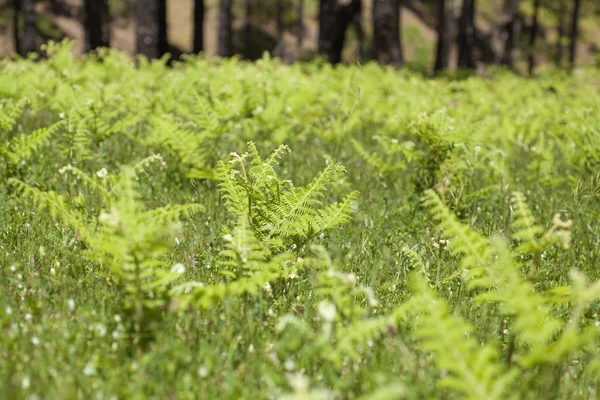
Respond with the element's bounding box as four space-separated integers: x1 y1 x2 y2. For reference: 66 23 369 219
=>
2 42 600 399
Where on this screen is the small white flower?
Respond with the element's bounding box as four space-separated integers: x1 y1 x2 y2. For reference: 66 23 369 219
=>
198 366 209 378
50 267 56 275
83 364 96 376
5 307 12 315
32 337 40 346
284 359 296 371
248 344 254 353
96 168 108 178
474 145 482 153
263 282 272 293
318 301 337 322
170 263 185 274
22 377 30 389
25 313 32 322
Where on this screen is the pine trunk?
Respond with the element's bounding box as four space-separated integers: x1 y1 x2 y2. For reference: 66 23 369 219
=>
84 0 110 51
527 0 540 75
568 0 581 65
276 0 284 41
373 0 403 68
136 0 162 59
555 1 566 65
296 0 304 48
13 0 21 56
21 0 37 55
158 0 168 55
457 0 476 69
434 0 454 72
318 0 361 64
193 0 204 53
500 0 519 66
218 0 233 57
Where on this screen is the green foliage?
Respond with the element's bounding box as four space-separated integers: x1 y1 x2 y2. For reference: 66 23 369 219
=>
1 43 600 399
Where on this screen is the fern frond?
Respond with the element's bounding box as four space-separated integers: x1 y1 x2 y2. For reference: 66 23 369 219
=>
216 160 249 218
2 120 65 165
144 203 204 225
407 273 517 400
423 189 491 270
8 178 88 236
0 98 28 132
315 191 359 232
510 192 543 251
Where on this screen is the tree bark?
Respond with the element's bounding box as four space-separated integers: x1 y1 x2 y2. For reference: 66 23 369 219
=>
136 0 166 59
276 0 284 42
527 0 540 75
193 0 204 53
218 0 233 57
500 0 519 66
457 0 476 69
296 0 304 49
568 0 581 65
84 0 110 51
555 1 566 65
318 0 361 64
434 0 454 72
13 0 21 56
373 0 403 68
21 0 37 55
158 0 168 55
245 0 252 56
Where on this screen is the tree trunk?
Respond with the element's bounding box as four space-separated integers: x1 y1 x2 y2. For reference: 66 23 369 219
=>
13 0 21 56
527 0 540 75
373 0 403 68
245 0 252 56
158 0 168 55
457 0 476 69
568 0 581 65
193 0 204 53
318 0 361 64
500 0 519 66
296 0 304 49
555 1 566 65
434 0 454 72
136 0 164 59
21 0 37 55
354 10 366 61
84 0 110 51
218 0 233 57
276 0 284 41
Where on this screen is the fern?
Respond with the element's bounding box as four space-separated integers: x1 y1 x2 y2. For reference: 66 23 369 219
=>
0 98 28 133
407 274 517 400
1 120 65 166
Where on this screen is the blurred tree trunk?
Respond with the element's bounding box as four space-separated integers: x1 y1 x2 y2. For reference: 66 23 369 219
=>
555 1 566 65
296 0 304 48
194 0 204 53
318 0 361 64
527 0 540 75
568 0 581 65
373 0 403 68
13 0 21 56
500 0 519 66
434 0 454 72
245 0 252 55
354 10 365 61
457 0 476 69
136 0 166 59
276 0 284 41
84 0 110 51
158 0 168 54
20 0 37 55
218 0 233 56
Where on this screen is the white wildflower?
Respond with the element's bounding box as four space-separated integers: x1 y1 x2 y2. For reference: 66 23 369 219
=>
318 301 337 322
170 263 185 274
95 168 108 178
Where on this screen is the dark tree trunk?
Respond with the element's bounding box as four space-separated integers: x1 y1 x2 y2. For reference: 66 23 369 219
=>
568 0 581 65
527 0 540 75
13 0 21 56
354 10 366 61
21 0 37 55
136 0 166 59
555 1 566 65
434 0 454 72
218 0 233 57
296 0 304 48
84 0 110 51
500 0 519 66
245 0 252 55
318 0 361 64
276 0 284 41
457 0 476 69
526 0 541 73
193 0 204 53
373 0 403 68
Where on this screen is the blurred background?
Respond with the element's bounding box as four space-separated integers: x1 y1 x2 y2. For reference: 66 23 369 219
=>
0 0 599 73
